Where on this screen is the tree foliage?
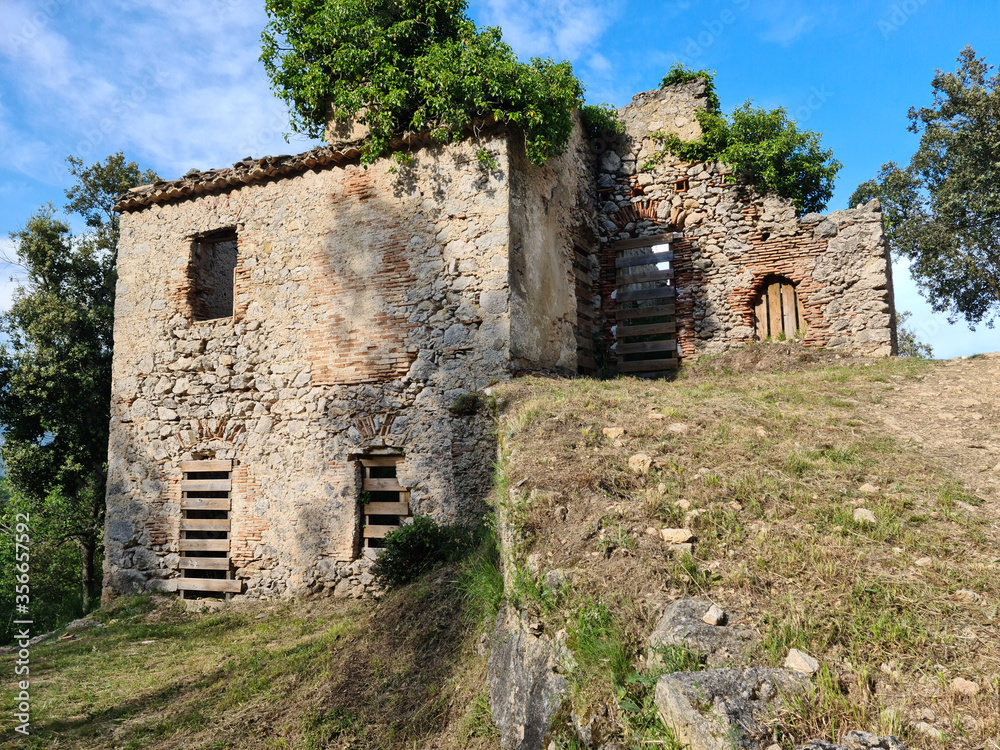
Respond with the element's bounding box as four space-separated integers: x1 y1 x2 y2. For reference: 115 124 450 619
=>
260 0 584 166
895 311 934 358
0 153 158 616
850 47 1000 329
649 66 841 214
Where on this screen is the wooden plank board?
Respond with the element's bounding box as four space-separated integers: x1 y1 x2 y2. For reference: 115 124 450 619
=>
754 296 767 341
364 501 409 516
363 524 399 539
359 456 402 467
181 498 230 511
576 288 594 304
179 558 230 570
578 355 597 371
767 283 782 339
181 479 232 492
363 478 405 492
616 304 675 321
176 578 241 593
619 357 679 373
617 340 678 355
617 286 675 303
617 267 674 284
618 321 676 337
615 250 673 269
180 519 231 532
575 333 594 351
796 294 808 335
179 539 230 552
180 460 232 472
781 282 797 336
574 266 591 284
613 234 677 251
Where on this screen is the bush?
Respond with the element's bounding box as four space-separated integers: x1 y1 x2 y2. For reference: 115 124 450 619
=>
648 65 841 214
371 515 469 588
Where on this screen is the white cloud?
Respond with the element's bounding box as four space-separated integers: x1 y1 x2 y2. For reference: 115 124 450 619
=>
759 14 817 45
479 0 623 61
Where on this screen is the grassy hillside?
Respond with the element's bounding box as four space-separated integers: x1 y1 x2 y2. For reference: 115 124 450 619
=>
3 345 998 749
492 345 999 749
0 577 499 749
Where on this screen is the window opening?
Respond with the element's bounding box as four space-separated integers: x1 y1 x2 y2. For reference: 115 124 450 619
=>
177 459 240 599
189 231 237 321
359 456 411 551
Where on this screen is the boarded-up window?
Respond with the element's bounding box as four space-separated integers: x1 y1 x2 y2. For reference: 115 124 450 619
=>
359 456 411 551
189 232 237 320
754 276 806 341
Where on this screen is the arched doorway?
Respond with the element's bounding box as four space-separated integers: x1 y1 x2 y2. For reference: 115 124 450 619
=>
753 276 806 341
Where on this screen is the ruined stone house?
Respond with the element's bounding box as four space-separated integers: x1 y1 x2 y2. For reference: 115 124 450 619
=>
102 81 896 601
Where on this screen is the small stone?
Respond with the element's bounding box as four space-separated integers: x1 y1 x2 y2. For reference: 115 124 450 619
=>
647 412 665 420
603 427 625 439
667 422 689 434
669 542 694 555
955 589 981 603
660 528 694 544
950 677 979 697
911 721 943 741
853 508 877 525
554 505 568 522
646 527 659 537
785 648 820 675
702 604 726 626
914 556 933 567
675 499 691 510
859 483 879 494
628 453 653 474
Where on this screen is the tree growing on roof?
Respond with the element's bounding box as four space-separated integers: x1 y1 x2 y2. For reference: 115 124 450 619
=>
260 0 584 166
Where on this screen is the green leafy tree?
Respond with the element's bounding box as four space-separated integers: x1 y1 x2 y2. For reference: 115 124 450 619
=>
649 66 841 214
850 47 1000 329
0 153 158 615
896 311 934 358
260 0 583 166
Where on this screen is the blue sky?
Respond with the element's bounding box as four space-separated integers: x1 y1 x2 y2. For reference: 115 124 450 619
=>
1 0 998 357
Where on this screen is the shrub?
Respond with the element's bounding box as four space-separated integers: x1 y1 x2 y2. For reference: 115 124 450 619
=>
371 515 467 588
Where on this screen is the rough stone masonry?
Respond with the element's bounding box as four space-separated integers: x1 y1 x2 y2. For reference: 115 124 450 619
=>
103 81 895 603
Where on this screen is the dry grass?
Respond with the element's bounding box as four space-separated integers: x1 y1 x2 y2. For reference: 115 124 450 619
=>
0 570 498 749
493 345 1000 748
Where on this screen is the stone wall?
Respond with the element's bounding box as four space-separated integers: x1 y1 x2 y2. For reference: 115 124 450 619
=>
104 129 587 602
593 83 897 363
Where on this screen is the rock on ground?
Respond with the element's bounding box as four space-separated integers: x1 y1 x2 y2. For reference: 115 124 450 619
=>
797 730 906 749
648 599 755 668
488 606 568 750
655 667 808 750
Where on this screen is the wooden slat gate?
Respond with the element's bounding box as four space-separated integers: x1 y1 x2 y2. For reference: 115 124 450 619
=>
178 459 241 597
360 456 411 553
614 235 679 376
574 246 597 374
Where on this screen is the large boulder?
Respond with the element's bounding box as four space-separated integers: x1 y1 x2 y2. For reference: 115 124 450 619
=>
655 667 809 750
647 599 755 668
488 606 568 750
